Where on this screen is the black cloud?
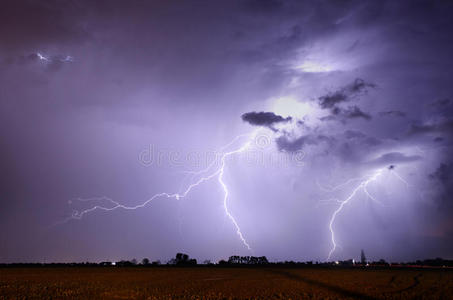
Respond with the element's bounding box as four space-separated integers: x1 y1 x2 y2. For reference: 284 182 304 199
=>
318 78 375 122
318 78 375 109
242 111 292 131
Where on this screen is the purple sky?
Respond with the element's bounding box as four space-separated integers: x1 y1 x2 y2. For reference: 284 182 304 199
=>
1 0 453 263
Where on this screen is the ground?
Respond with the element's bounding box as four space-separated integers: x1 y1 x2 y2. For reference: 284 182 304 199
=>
1 267 452 299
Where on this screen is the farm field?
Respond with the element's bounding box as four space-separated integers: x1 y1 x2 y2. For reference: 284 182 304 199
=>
1 267 452 299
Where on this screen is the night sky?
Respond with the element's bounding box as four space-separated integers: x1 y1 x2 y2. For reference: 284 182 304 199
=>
1 0 453 264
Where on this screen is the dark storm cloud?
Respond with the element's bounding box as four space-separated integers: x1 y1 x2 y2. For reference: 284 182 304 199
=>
430 162 453 186
1 0 453 262
430 162 453 182
317 79 375 123
276 135 315 152
242 111 292 131
0 1 88 52
320 105 372 122
379 110 406 118
318 78 375 110
429 162 453 213
343 106 372 120
331 131 384 164
407 98 453 144
344 130 381 146
2 53 40 66
430 98 452 109
368 152 422 166
244 0 284 13
434 137 444 143
429 99 453 119
275 133 337 152
409 120 453 136
319 91 348 110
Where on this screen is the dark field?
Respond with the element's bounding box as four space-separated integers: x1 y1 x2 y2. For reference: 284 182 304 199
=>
1 267 452 299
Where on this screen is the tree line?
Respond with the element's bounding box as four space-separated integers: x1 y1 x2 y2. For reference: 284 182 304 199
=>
1 253 452 268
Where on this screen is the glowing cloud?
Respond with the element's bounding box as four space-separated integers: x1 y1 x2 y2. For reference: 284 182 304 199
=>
296 61 333 73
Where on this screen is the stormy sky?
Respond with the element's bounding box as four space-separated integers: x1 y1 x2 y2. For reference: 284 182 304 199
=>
1 0 453 263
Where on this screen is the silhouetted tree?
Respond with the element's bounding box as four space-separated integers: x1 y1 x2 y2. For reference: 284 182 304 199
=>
227 255 269 265
258 256 269 264
142 258 150 265
173 253 197 266
228 256 240 264
151 260 161 266
176 253 189 263
116 260 134 267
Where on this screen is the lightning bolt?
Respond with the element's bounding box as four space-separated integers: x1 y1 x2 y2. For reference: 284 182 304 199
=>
326 167 410 260
218 141 253 250
327 169 383 260
36 52 73 63
62 132 257 251
390 169 410 188
37 52 50 61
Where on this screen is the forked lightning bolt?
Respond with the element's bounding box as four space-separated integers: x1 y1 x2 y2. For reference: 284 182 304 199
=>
326 167 409 260
218 141 253 250
63 133 256 251
36 52 74 63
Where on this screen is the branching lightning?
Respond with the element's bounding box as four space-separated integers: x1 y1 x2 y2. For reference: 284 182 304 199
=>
63 133 257 251
325 166 410 260
36 52 74 63
218 141 253 250
63 116 412 258
327 169 382 260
